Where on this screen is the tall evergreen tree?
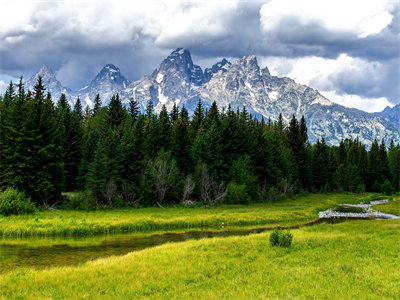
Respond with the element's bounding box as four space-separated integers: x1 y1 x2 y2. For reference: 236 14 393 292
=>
73 98 84 121
171 106 191 174
191 98 204 133
93 94 101 116
146 99 154 119
106 94 126 128
158 105 172 150
128 98 139 122
170 103 179 122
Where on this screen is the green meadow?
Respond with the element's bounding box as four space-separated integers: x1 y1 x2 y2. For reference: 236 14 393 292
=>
0 193 399 298
0 193 376 237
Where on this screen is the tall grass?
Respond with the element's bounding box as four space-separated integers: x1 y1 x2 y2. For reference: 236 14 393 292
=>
1 218 399 298
0 193 376 237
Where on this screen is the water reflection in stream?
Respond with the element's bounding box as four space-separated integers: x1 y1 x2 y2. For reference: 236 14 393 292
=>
1 199 397 275
0 228 269 274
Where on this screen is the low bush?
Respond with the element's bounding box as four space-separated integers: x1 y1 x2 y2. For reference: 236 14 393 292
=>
0 187 36 216
269 229 293 247
333 205 365 213
225 182 250 204
381 179 394 196
63 191 97 211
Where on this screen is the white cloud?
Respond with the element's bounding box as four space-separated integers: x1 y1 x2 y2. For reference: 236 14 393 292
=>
0 0 398 110
320 91 392 113
0 0 241 49
0 80 8 95
260 0 396 38
259 53 393 112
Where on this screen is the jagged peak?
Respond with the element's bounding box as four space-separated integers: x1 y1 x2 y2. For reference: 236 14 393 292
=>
163 48 193 65
170 48 190 56
229 55 260 74
239 54 258 65
27 65 59 86
38 65 55 74
262 66 270 77
100 64 121 73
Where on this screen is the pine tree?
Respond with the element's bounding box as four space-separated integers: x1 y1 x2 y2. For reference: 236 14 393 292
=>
367 140 381 191
379 140 390 182
128 98 139 122
389 139 395 151
93 94 101 116
27 77 63 204
191 98 204 133
170 103 179 122
79 128 100 186
158 105 172 150
73 98 84 121
171 106 192 174
57 93 69 110
311 139 330 190
106 94 126 128
3 81 15 107
207 101 219 125
84 105 91 121
146 99 154 119
287 115 301 184
276 113 285 132
86 146 107 200
388 145 400 191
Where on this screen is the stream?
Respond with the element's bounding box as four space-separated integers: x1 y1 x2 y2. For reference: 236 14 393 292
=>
318 199 400 220
0 199 398 274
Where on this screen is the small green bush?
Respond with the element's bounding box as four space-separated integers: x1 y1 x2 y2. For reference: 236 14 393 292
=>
381 179 394 196
225 182 250 204
0 187 36 216
63 191 97 210
269 229 293 247
113 194 129 208
333 205 365 213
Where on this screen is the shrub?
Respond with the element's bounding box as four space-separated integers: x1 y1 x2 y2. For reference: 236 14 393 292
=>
333 205 365 213
381 179 394 196
0 187 36 216
225 182 250 204
63 191 97 210
269 229 293 247
113 194 129 208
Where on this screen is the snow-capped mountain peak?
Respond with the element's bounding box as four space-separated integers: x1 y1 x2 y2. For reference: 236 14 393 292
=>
24 49 400 146
25 65 72 103
78 63 130 106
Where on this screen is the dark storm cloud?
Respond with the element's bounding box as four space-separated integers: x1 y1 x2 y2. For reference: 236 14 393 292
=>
0 0 399 106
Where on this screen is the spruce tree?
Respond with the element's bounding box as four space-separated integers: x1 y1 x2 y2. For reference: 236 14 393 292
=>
28 77 63 204
146 99 154 119
170 102 179 122
207 101 219 125
73 98 84 121
191 98 204 132
3 81 15 107
106 94 126 128
171 106 192 174
367 140 381 191
128 98 139 122
93 94 101 116
158 105 172 150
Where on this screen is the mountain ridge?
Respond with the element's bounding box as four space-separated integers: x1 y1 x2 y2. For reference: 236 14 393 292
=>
23 48 399 146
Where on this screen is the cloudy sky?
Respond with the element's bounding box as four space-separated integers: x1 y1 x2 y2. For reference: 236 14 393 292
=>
0 0 399 112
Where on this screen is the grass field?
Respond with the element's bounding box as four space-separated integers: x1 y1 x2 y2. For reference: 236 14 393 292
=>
1 193 398 298
373 198 400 215
0 218 399 298
0 193 378 237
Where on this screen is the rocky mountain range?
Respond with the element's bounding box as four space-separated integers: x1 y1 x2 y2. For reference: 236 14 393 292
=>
25 48 399 146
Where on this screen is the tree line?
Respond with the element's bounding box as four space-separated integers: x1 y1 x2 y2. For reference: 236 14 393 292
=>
1 77 399 208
